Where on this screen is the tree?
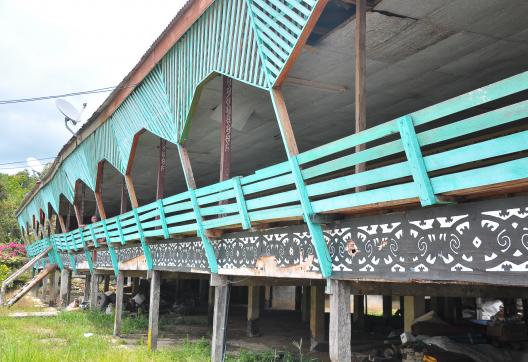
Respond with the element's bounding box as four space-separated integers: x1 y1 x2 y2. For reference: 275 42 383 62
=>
0 171 38 244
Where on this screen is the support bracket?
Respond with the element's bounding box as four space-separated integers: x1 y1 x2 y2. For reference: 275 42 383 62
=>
397 115 437 206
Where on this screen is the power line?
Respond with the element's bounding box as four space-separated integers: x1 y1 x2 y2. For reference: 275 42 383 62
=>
0 84 136 105
0 156 56 166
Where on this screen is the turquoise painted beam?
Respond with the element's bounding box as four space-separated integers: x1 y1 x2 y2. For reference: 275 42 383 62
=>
157 200 170 239
397 115 437 206
187 188 219 274
232 176 251 230
133 208 154 271
79 229 94 273
102 220 120 277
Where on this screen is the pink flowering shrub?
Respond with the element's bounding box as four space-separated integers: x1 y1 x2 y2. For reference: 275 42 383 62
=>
0 242 26 268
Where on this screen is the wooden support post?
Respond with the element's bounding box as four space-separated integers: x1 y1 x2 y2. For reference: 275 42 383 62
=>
50 270 60 306
220 76 232 182
59 268 71 308
354 0 367 192
103 275 110 293
83 274 91 303
310 285 327 352
157 138 167 200
211 274 230 362
208 286 215 326
148 270 161 352
114 271 125 336
301 286 311 323
403 296 425 332
124 175 139 209
295 286 302 312
353 295 365 328
383 295 392 321
247 286 261 337
41 273 49 302
90 273 99 310
329 280 351 362
476 297 483 320
120 177 128 214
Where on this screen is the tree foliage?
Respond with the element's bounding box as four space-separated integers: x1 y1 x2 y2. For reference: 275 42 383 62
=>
0 171 38 244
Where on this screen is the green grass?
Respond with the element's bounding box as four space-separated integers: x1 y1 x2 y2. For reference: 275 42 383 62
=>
0 310 210 362
0 310 305 362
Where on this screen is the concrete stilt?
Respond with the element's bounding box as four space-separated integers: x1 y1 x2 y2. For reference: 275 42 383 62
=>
59 269 71 308
310 285 327 351
403 296 425 332
90 273 99 310
211 275 230 362
329 280 351 362
114 272 125 336
147 271 161 351
247 286 261 337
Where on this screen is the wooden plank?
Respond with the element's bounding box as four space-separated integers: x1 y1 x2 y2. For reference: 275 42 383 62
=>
89 273 99 310
403 296 425 332
329 280 351 362
113 272 124 336
147 270 161 351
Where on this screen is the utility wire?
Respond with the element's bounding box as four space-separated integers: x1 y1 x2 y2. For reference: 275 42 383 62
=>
0 156 56 166
0 84 136 105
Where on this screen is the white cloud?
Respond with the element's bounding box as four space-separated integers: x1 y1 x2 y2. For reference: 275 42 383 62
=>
0 0 187 174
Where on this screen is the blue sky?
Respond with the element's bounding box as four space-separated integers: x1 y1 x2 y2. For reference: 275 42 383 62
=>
0 0 187 174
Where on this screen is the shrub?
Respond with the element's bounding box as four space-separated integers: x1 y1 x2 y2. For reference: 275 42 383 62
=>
0 242 26 269
0 264 10 284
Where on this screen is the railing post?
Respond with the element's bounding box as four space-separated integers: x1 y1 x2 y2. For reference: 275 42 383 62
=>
132 208 153 270
397 115 437 206
102 220 119 277
232 177 251 230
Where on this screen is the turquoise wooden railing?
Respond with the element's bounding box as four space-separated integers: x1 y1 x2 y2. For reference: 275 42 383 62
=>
26 70 528 276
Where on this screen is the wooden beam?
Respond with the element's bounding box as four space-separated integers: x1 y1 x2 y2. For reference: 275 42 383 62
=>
274 0 329 87
220 76 232 182
95 162 107 220
120 177 128 214
59 268 72 308
125 132 141 209
114 271 125 336
284 77 347 93
270 88 299 156
310 285 326 351
354 0 367 179
89 273 99 310
148 271 161 351
211 275 230 362
57 214 68 233
124 175 139 209
403 296 425 332
156 138 167 200
329 280 351 361
247 286 261 337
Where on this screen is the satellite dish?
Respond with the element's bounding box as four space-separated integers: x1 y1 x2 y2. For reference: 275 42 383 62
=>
55 99 86 137
56 99 80 124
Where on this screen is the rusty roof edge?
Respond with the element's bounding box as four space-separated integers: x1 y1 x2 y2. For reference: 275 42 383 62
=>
16 0 214 217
